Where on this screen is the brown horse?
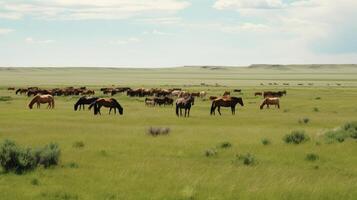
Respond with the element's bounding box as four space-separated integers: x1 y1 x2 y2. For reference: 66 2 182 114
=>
255 92 262 96
28 95 55 109
210 96 244 115
260 97 280 109
89 98 123 115
176 95 195 117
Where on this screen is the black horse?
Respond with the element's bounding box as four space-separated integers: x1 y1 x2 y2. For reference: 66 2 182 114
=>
89 98 123 115
175 95 195 117
74 96 99 111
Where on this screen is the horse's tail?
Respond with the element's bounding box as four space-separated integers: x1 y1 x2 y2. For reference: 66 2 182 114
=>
111 98 123 115
175 103 179 116
28 95 38 109
210 100 216 115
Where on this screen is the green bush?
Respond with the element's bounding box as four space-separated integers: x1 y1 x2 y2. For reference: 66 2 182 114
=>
283 130 310 144
0 140 60 174
31 178 39 186
261 138 271 145
313 107 319 112
299 118 310 124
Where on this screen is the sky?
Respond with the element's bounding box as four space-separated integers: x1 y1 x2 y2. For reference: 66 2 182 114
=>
0 0 357 67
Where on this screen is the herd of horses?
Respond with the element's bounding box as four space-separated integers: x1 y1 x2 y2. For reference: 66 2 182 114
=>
24 87 286 117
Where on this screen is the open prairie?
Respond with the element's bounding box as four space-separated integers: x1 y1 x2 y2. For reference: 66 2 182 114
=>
0 65 357 200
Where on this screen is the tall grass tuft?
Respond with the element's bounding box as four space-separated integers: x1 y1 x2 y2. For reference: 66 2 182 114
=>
306 153 319 161
233 153 256 166
261 138 271 145
324 121 357 143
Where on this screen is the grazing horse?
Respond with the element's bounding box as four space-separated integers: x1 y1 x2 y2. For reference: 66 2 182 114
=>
210 96 244 115
175 95 195 117
260 97 280 109
28 95 55 109
74 96 99 111
89 98 123 115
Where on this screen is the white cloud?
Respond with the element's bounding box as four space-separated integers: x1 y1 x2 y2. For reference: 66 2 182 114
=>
25 37 55 44
0 0 190 20
213 0 285 10
0 28 15 34
137 17 182 25
110 37 141 45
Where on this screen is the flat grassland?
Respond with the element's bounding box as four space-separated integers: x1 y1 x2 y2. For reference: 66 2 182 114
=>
0 65 357 200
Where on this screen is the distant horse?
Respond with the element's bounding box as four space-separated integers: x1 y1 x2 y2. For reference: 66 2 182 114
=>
176 95 195 117
16 88 28 95
89 98 123 115
28 94 55 109
255 92 262 96
74 96 99 111
210 96 244 115
263 90 286 98
260 97 280 109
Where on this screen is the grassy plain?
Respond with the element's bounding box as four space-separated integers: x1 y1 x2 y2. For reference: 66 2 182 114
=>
0 65 357 200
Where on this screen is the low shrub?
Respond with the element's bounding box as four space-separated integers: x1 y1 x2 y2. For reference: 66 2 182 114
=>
219 142 232 149
147 127 170 136
283 130 310 144
313 107 319 112
31 178 39 186
315 97 321 100
324 122 357 143
205 148 217 157
0 140 60 174
261 138 271 145
234 153 256 166
306 153 319 162
72 141 85 148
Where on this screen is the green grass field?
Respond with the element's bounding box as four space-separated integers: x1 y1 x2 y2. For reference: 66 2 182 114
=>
0 65 357 200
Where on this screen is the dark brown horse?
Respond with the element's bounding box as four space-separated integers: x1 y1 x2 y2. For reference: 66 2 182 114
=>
176 95 195 117
254 92 262 96
89 98 123 115
210 96 244 115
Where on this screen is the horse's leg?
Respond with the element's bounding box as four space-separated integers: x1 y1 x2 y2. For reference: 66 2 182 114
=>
231 106 235 115
114 107 117 115
180 108 182 116
188 108 190 117
218 106 221 115
109 107 112 115
278 103 280 109
184 108 187 117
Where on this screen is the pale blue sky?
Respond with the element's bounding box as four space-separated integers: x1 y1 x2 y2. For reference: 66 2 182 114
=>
0 0 356 67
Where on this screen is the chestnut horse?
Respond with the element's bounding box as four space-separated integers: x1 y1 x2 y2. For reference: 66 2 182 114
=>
210 96 244 115
260 97 280 109
28 94 55 109
89 98 123 115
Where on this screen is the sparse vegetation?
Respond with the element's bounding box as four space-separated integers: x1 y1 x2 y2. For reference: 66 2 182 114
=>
306 153 319 162
233 153 256 166
72 141 85 148
299 117 310 124
0 96 12 102
219 142 232 149
313 107 319 112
